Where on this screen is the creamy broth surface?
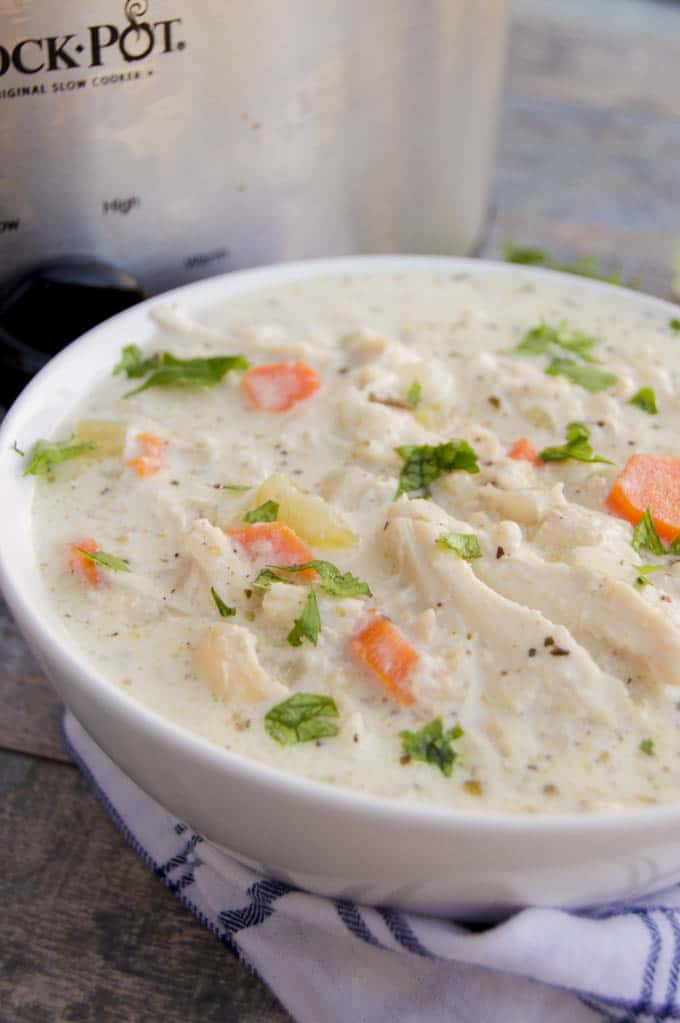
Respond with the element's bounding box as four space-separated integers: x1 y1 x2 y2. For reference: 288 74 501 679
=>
31 270 680 813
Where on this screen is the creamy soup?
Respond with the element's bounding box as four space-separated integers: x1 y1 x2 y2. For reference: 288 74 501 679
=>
29 269 680 813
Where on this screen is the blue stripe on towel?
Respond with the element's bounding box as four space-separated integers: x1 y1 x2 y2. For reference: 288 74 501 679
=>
661 909 680 1014
219 878 294 936
335 901 385 949
379 908 431 958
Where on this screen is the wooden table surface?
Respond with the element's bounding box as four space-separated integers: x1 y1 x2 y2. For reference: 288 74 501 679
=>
3 3 680 1020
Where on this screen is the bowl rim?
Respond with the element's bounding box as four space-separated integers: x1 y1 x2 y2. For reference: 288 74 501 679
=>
2 251 680 836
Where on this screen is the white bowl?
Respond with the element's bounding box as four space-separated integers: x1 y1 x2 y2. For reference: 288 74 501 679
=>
3 255 680 920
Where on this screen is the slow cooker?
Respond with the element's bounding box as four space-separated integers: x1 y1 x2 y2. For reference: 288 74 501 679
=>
0 0 507 400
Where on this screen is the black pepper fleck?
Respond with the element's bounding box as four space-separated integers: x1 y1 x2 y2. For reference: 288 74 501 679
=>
244 589 253 599
496 546 505 559
400 754 412 766
544 636 555 647
488 395 501 410
528 648 537 657
550 647 570 657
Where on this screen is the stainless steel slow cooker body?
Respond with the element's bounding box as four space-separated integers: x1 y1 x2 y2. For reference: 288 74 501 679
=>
0 0 507 294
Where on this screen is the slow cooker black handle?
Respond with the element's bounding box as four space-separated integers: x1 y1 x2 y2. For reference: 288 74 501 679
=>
0 258 145 408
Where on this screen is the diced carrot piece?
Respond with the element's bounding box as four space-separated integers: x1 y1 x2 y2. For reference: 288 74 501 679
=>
137 432 166 456
606 454 680 542
508 438 541 466
127 432 166 477
241 361 321 412
67 538 100 587
226 521 316 581
348 613 419 707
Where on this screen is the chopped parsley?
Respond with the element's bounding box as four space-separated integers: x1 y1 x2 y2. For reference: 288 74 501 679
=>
272 561 371 598
501 244 635 287
435 532 482 561
545 358 617 393
395 440 479 499
399 718 464 778
114 344 249 397
539 422 613 465
11 441 24 457
670 318 680 334
244 500 279 524
508 321 616 393
509 321 599 362
253 568 286 590
631 508 666 556
221 483 252 492
75 548 130 573
628 387 658 415
406 380 422 408
210 586 236 617
23 438 96 476
639 738 655 756
635 564 663 588
264 692 339 746
287 590 321 647
113 344 160 378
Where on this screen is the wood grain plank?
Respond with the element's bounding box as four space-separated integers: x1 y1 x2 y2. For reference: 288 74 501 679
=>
0 596 68 763
508 7 680 118
0 750 292 1023
481 10 680 299
487 3 680 294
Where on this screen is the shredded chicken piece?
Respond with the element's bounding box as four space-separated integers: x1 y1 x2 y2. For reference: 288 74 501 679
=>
478 482 567 526
182 518 251 603
337 387 436 467
261 584 308 629
475 546 680 687
195 622 288 703
382 499 633 721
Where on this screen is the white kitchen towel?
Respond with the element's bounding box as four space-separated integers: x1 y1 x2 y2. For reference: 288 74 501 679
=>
63 710 680 1023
